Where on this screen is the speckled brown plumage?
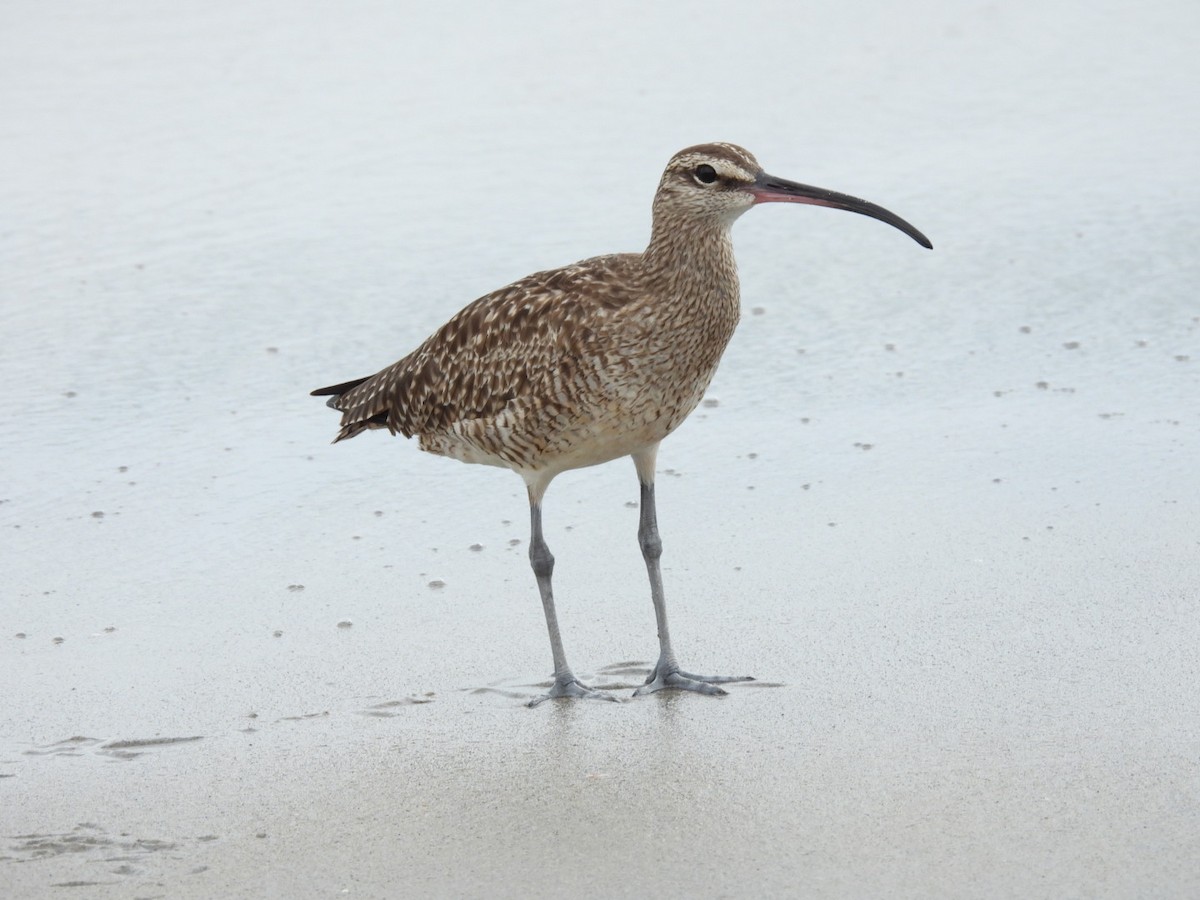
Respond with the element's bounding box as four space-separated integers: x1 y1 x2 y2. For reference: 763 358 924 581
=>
314 143 757 488
312 142 930 704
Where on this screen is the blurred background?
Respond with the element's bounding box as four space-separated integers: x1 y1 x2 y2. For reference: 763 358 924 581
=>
2 1 1198 897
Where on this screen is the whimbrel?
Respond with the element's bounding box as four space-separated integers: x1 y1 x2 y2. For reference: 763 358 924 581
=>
313 142 931 705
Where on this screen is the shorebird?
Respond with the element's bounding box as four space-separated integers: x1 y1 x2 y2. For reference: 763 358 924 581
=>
313 142 930 705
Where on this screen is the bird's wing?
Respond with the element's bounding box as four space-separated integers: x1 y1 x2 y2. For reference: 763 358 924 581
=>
317 254 641 442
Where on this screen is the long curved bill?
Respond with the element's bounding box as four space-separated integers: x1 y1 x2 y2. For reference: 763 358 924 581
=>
750 172 932 249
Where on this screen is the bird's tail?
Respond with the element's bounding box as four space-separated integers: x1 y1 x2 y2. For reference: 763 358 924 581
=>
311 376 373 442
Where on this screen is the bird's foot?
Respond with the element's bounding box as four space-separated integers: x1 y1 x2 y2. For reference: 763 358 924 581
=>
527 675 620 708
633 663 755 698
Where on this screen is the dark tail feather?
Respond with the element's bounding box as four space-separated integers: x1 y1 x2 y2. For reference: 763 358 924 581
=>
312 375 382 442
312 376 371 413
311 376 371 398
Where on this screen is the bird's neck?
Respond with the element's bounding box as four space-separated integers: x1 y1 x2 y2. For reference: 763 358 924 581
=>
642 212 740 312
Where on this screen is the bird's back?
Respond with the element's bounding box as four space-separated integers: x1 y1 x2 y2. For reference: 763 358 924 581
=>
316 254 642 453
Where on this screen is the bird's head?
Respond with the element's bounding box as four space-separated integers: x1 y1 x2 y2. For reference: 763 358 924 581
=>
654 142 932 249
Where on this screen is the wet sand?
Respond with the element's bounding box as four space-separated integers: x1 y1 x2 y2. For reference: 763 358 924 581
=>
3 1 1199 897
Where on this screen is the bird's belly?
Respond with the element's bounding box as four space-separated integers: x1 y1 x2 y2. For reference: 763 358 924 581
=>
419 375 710 476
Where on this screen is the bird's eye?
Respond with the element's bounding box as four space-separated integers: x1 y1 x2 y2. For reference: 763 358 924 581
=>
693 164 718 185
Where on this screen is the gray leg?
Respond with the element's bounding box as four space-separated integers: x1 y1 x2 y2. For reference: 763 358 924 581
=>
630 450 754 697
526 495 616 707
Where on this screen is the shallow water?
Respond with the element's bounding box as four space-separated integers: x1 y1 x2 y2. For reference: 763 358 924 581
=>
3 1 1199 897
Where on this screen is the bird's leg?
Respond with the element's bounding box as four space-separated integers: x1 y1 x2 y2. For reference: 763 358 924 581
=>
526 490 616 707
630 449 754 697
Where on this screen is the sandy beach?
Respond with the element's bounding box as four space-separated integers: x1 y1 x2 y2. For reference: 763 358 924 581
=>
3 1 1199 896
